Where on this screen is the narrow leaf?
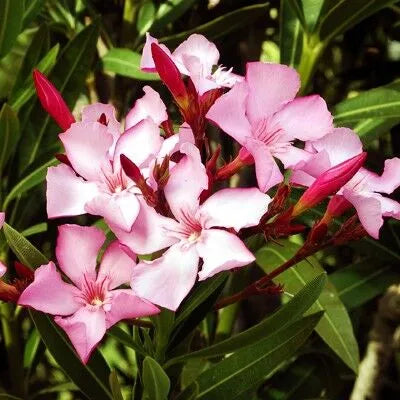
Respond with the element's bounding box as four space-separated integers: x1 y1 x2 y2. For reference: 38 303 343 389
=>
109 371 124 400
107 325 147 356
0 0 24 59
102 48 159 80
22 0 45 29
0 104 20 175
143 356 171 400
256 241 359 372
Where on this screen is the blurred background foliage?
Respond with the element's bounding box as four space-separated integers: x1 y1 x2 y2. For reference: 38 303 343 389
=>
1 0 400 399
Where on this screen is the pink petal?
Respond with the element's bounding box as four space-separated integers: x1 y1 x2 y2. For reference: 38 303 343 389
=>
55 307 106 364
172 34 219 76
199 188 270 231
18 262 81 316
245 62 300 124
111 198 180 255
60 122 113 182
46 164 99 218
0 261 7 278
98 241 136 289
56 225 105 288
164 143 208 220
0 212 4 229
291 170 316 187
310 128 363 167
125 86 168 130
105 289 159 328
85 191 140 232
274 145 313 169
114 118 163 170
140 33 172 72
379 196 400 219
272 95 333 141
131 243 199 311
81 103 121 140
197 229 255 281
245 137 283 192
156 123 195 160
363 158 400 194
206 81 251 146
292 150 332 183
342 189 383 239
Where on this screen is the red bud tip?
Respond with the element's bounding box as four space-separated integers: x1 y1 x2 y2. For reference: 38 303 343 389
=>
33 69 75 131
293 152 367 216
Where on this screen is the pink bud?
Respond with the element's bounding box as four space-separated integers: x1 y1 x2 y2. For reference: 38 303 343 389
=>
151 43 188 106
33 69 75 131
326 195 352 218
293 152 367 216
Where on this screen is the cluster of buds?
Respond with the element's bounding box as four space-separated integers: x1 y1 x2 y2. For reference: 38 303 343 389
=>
2 33 398 364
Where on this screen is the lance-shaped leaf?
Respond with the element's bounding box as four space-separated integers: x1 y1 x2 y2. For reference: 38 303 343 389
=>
143 357 171 400
0 0 24 59
0 104 20 175
256 240 359 372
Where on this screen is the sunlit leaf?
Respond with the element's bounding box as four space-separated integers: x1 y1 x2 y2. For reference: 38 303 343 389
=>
143 356 170 400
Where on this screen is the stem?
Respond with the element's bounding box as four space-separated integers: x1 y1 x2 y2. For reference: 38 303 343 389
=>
0 303 24 397
297 35 324 95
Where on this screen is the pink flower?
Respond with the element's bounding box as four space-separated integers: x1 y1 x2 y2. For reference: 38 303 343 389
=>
18 225 159 363
141 34 242 96
46 87 180 231
206 62 333 192
0 212 4 229
33 70 75 131
292 128 400 238
112 143 270 310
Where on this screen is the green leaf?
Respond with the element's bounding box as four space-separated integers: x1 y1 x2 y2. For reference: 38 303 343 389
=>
9 24 49 98
22 0 45 29
143 356 171 400
137 1 156 36
0 394 23 400
352 117 400 145
0 0 24 59
30 311 113 400
166 273 326 367
3 158 57 209
3 223 48 268
102 48 159 80
256 241 359 372
300 0 325 33
159 3 270 47
151 0 198 32
279 0 304 68
10 44 60 110
334 82 400 125
19 20 100 172
109 371 124 400
21 222 48 237
183 313 323 400
107 325 147 356
23 328 42 369
318 0 398 43
330 259 400 310
174 272 229 328
286 0 307 32
0 103 20 175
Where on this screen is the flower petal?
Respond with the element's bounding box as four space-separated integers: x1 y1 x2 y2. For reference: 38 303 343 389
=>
272 95 333 141
245 62 300 124
172 34 219 76
111 198 180 254
114 118 163 170
131 243 199 311
199 188 270 231
56 225 105 288
140 33 172 72
343 189 383 239
60 121 113 182
274 145 313 169
245 137 283 192
197 229 255 280
379 196 400 219
85 191 140 232
18 262 81 316
55 307 106 364
126 86 168 130
98 241 136 289
363 158 400 194
309 128 363 167
81 103 121 140
206 81 251 146
0 212 4 228
106 289 159 328
164 143 208 220
0 261 5 278
46 164 99 218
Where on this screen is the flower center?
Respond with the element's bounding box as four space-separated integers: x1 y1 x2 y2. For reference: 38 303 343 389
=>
101 166 129 194
80 274 110 308
188 231 200 243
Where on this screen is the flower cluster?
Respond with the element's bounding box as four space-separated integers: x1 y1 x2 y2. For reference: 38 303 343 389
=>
2 33 399 363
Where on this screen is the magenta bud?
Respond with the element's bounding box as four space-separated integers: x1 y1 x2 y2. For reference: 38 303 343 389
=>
33 69 75 131
293 152 367 216
151 43 188 106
